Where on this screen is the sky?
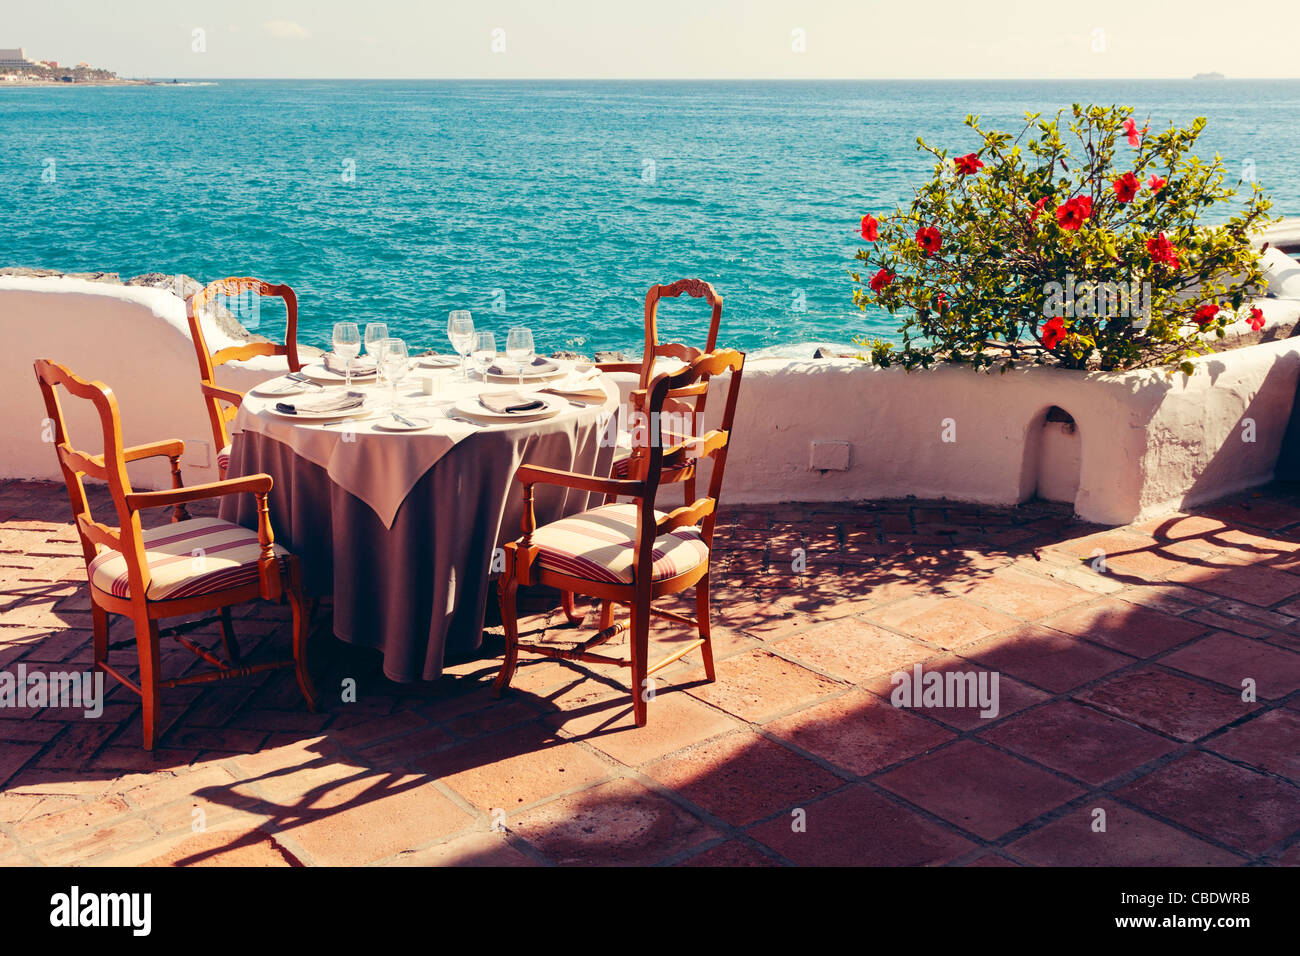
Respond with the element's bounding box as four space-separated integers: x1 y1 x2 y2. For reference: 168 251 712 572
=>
6 0 1299 80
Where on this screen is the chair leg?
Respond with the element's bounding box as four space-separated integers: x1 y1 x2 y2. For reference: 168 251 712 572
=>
91 604 109 672
218 606 241 664
696 573 716 682
560 590 583 626
285 583 318 713
630 598 651 727
133 616 162 751
598 599 616 631
494 570 520 696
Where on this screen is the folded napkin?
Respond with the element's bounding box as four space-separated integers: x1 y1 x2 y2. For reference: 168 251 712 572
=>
488 357 559 376
539 369 605 399
479 391 547 414
275 391 366 415
323 353 377 375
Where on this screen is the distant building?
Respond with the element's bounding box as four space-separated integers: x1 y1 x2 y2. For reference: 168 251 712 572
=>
0 48 35 68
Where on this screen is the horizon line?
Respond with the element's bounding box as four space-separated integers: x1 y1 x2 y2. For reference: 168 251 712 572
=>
110 75 1300 82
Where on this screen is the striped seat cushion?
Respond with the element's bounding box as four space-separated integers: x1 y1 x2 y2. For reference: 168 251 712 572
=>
88 516 286 601
531 503 709 584
216 443 232 474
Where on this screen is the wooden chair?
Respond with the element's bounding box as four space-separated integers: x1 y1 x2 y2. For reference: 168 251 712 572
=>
494 348 745 726
34 359 317 750
557 278 724 624
597 277 723 386
186 277 303 478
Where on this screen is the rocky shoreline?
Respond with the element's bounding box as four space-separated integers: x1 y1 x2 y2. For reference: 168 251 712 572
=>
1 77 152 87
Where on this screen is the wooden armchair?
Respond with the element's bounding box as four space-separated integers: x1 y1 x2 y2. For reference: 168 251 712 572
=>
559 278 724 624
599 279 723 489
34 359 317 750
186 277 303 478
495 348 744 726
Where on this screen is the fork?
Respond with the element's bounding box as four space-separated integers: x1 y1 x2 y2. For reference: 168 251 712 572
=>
281 372 324 390
445 413 487 428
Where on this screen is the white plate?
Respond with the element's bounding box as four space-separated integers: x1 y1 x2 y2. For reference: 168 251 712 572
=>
372 413 435 432
417 356 461 369
300 361 377 383
453 391 565 423
262 397 370 421
250 378 313 398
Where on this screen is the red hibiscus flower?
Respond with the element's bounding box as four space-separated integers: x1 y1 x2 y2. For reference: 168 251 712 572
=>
1193 303 1221 327
1112 172 1140 203
868 268 895 293
1041 317 1066 349
1030 196 1050 221
1147 175 1167 193
1122 117 1149 147
1248 307 1265 331
1055 196 1093 231
916 226 942 256
954 153 984 176
1147 232 1179 268
860 214 879 241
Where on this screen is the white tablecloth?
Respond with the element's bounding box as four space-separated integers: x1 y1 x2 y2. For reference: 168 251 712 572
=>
232 362 617 527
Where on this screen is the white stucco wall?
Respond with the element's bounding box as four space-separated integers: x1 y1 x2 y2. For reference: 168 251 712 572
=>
615 297 1300 525
4 276 1300 526
0 277 286 489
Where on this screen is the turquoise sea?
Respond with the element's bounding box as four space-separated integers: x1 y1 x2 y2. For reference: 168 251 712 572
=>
1 79 1297 356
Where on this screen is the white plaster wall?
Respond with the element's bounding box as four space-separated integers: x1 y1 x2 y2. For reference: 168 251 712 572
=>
611 296 1300 525
0 277 286 490
4 277 1300 526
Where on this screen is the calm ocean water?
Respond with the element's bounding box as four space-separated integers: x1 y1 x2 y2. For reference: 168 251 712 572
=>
2 79 1297 356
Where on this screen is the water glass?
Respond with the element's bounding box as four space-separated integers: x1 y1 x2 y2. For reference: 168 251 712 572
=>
470 331 496 384
365 322 389 384
380 337 409 408
506 327 534 385
447 311 474 382
332 322 361 388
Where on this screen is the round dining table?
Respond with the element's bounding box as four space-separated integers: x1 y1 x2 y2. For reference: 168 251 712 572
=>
218 358 620 682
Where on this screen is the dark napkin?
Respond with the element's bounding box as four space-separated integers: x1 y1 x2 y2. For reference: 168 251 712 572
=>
488 357 559 376
479 391 547 414
275 391 366 415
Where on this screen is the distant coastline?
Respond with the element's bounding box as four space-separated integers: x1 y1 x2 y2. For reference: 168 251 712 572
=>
0 45 159 87
1 76 153 87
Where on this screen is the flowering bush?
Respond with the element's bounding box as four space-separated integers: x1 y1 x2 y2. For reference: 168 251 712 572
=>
852 105 1272 373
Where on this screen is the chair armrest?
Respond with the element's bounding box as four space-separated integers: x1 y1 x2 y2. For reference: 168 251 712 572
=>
125 473 273 511
201 382 245 407
121 439 186 463
595 361 642 375
514 465 643 545
515 464 642 499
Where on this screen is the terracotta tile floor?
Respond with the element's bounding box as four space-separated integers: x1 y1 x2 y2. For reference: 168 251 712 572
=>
2 478 1299 866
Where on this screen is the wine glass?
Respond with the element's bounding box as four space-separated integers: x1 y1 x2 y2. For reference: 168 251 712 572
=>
470 331 496 384
380 338 409 409
332 322 361 389
447 311 474 382
365 322 389 385
506 327 534 386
